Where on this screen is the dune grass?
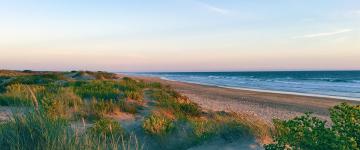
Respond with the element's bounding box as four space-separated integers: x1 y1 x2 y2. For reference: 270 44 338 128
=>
142 113 175 136
68 80 121 100
0 111 141 150
140 85 270 149
0 70 272 149
0 84 45 106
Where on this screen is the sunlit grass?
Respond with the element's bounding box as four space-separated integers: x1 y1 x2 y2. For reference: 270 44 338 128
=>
0 70 272 149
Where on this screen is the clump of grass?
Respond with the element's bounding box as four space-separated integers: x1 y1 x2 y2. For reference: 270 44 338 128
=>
86 99 118 120
150 89 202 118
87 118 124 137
190 117 218 139
0 84 45 106
73 71 118 80
0 111 142 150
226 112 272 143
119 77 145 101
0 111 71 150
176 95 202 117
189 111 256 143
118 100 141 114
144 82 162 89
123 90 143 101
69 80 121 100
142 113 175 136
4 73 67 86
40 87 83 120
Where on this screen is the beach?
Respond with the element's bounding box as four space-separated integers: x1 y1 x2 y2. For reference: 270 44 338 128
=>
126 74 360 124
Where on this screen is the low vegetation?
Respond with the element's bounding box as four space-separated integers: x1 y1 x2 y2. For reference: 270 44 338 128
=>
142 113 175 135
0 70 268 149
265 103 360 150
6 70 359 149
0 112 140 150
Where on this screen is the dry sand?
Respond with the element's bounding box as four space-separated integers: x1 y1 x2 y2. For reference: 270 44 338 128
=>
125 75 360 124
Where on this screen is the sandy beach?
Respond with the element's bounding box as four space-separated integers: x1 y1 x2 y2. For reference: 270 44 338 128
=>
126 75 360 124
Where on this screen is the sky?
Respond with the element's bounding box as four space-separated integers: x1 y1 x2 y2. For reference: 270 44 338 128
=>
0 0 359 72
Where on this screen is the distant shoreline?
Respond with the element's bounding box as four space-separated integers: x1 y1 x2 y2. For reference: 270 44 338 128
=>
157 76 360 101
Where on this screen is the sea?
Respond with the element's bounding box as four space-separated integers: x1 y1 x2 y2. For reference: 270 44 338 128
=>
129 71 360 100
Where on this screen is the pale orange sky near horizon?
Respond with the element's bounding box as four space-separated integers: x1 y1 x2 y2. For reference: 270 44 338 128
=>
1 0 359 72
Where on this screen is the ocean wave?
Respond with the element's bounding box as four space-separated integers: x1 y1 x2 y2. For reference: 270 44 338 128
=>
134 71 360 99
305 78 353 83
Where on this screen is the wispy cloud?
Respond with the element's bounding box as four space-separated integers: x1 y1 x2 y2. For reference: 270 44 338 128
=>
293 29 353 39
347 10 360 17
195 1 229 15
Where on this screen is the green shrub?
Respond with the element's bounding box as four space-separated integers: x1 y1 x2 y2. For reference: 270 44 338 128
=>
330 103 360 147
142 114 174 136
265 103 360 149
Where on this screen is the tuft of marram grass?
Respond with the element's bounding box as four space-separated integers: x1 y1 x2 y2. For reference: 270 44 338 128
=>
0 111 142 150
142 113 175 136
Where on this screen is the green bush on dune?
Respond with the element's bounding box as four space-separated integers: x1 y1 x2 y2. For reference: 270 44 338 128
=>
330 103 360 147
265 103 360 150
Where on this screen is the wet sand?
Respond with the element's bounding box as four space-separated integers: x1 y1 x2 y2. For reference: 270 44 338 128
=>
125 75 360 124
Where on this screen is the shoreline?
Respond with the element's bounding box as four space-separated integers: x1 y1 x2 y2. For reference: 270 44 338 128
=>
156 76 360 101
121 74 360 123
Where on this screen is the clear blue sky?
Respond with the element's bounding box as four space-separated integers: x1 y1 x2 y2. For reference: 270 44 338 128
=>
0 0 359 72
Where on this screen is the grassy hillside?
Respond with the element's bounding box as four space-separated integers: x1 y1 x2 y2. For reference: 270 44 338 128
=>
0 70 270 150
